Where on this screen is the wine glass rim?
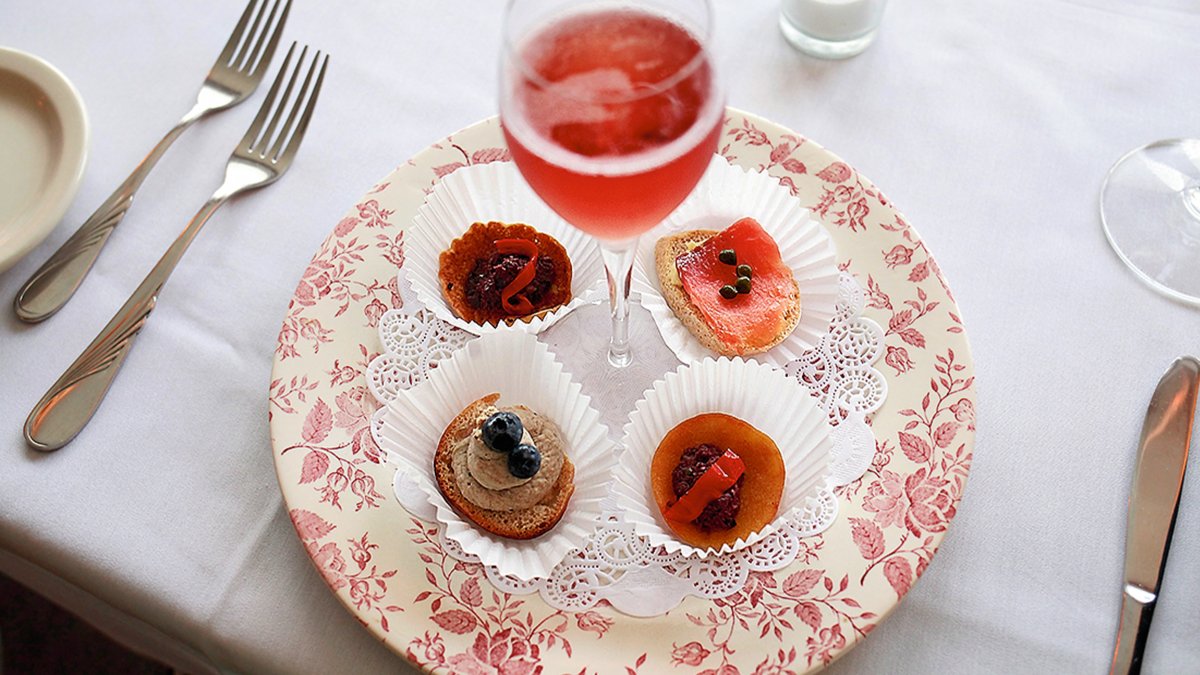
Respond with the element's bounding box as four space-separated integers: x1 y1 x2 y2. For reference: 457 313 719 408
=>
501 0 715 104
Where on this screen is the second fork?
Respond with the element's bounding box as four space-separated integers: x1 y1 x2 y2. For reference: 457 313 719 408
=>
24 43 328 452
13 0 292 323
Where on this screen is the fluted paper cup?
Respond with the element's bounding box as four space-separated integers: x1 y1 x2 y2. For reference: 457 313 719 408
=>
404 162 604 335
632 157 841 366
375 329 614 579
613 358 832 558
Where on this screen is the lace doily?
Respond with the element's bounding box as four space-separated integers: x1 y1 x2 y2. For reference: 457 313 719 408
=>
784 274 887 486
369 272 885 615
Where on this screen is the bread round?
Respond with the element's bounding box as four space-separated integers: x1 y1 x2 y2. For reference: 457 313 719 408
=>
433 394 575 540
654 230 802 356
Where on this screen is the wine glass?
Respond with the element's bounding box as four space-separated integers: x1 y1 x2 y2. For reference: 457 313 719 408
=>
1101 139 1200 305
500 0 724 367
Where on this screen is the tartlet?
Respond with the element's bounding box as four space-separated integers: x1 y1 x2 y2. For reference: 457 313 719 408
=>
649 412 785 550
438 221 573 326
434 393 575 540
654 217 801 356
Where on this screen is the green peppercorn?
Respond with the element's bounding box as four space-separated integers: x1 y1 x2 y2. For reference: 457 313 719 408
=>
719 285 738 300
736 264 752 278
735 276 752 294
718 249 737 265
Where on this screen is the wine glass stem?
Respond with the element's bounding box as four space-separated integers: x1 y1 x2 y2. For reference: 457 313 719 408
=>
599 239 638 368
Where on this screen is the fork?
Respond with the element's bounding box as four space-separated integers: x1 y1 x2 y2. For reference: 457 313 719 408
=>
24 44 329 452
13 0 292 323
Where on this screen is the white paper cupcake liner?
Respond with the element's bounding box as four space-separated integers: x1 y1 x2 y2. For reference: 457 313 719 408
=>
376 330 614 580
404 162 605 335
613 358 832 559
632 157 841 366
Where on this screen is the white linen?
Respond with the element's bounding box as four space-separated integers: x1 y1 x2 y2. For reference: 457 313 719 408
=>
1 0 1199 673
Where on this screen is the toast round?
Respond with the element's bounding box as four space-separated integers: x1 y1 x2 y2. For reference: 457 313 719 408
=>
438 222 573 326
654 230 801 356
434 393 575 540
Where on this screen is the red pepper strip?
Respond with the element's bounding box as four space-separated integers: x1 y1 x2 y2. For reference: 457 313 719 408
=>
664 449 745 522
504 294 535 314
496 239 539 314
496 239 538 257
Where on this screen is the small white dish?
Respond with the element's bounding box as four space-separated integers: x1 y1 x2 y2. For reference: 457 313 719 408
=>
0 47 88 274
374 329 616 580
612 357 832 559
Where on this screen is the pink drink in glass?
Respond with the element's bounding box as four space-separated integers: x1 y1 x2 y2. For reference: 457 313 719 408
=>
502 8 722 241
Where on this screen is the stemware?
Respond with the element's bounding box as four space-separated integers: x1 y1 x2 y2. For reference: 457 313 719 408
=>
499 0 724 367
1101 139 1200 305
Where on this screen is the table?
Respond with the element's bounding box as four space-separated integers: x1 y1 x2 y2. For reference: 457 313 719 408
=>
2 1 1199 673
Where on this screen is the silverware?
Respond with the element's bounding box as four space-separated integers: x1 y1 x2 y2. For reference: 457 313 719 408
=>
13 0 292 323
24 44 328 451
1110 356 1199 675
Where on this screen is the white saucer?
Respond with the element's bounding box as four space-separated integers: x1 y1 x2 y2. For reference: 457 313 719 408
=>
0 47 88 274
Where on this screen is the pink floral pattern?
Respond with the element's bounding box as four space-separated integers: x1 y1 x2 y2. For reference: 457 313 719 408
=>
269 114 976 673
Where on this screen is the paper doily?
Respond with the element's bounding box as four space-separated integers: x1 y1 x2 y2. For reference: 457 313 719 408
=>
369 272 885 615
784 273 887 487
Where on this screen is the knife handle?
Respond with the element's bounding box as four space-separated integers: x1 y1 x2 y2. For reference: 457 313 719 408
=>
1111 586 1156 675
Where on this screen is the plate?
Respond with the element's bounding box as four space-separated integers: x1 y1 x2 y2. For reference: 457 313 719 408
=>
270 111 976 673
0 47 88 274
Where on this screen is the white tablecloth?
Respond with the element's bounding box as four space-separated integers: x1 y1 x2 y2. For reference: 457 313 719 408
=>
3 1 1199 673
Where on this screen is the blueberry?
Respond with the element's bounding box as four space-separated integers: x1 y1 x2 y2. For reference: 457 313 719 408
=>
508 444 541 479
481 412 523 453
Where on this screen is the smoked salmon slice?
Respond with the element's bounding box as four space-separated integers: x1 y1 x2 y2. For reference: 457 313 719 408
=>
675 217 798 354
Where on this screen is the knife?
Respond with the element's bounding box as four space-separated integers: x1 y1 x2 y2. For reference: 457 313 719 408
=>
1110 356 1200 675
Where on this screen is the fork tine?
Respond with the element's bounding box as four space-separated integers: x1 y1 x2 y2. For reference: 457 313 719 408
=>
231 0 272 69
268 50 320 160
217 0 259 65
240 42 295 150
252 45 307 155
277 53 328 165
245 0 292 77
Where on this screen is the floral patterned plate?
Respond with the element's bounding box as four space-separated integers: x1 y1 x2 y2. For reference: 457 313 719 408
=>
269 109 975 674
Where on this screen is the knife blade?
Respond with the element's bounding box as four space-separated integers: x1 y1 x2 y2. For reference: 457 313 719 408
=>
1110 356 1200 675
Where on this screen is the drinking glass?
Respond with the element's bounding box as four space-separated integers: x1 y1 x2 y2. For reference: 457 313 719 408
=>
779 0 888 60
500 0 724 367
1101 139 1200 305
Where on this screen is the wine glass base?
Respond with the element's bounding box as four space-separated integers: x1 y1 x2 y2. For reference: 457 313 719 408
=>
607 347 632 369
539 302 678 435
1100 139 1200 306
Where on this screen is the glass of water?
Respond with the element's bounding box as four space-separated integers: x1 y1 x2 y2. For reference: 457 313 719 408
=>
779 0 888 59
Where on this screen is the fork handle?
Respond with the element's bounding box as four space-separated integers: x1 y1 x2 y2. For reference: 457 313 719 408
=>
24 195 227 451
14 111 205 323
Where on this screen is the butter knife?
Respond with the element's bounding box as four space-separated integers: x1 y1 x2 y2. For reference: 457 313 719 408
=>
1110 356 1200 675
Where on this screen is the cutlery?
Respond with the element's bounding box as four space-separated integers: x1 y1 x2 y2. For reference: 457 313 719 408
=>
13 0 292 323
1109 356 1199 674
24 44 328 452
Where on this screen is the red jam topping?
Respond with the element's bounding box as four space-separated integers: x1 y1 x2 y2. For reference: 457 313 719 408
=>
664 447 745 527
